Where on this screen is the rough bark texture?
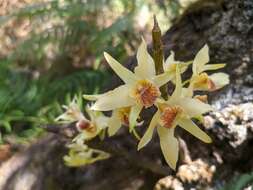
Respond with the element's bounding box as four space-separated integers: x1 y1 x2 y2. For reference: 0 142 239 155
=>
1 0 253 189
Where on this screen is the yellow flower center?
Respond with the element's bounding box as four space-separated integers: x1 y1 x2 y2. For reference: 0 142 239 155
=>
118 107 131 126
76 119 97 133
193 73 216 91
166 63 177 73
160 105 182 128
131 80 160 108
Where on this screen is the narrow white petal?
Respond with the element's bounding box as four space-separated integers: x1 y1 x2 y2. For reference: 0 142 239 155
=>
91 85 135 111
129 104 143 132
82 130 99 140
108 110 122 136
193 44 210 75
85 106 96 121
83 94 104 101
138 111 160 150
134 38 156 78
157 126 179 170
95 116 109 130
163 51 176 71
202 63 226 72
177 118 212 143
104 52 138 84
209 72 229 90
179 62 191 74
169 64 182 103
153 71 173 87
178 97 213 117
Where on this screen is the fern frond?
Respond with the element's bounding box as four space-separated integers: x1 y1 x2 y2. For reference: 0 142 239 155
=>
220 172 253 190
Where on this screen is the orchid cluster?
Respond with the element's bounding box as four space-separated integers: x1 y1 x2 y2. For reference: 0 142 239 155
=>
56 38 229 169
55 97 110 166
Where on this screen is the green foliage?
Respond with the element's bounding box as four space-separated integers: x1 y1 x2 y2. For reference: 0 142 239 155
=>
0 59 107 137
0 0 136 141
220 172 253 190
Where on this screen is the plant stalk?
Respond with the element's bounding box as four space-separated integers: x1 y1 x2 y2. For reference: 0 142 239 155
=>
152 15 167 99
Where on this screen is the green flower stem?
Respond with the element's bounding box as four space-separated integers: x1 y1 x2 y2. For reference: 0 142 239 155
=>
152 15 167 99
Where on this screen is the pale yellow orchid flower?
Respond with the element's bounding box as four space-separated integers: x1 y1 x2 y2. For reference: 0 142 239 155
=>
107 107 130 136
76 105 109 140
63 138 110 167
190 44 229 93
55 97 85 123
138 65 212 170
84 38 173 131
56 98 109 140
163 51 192 83
107 107 143 138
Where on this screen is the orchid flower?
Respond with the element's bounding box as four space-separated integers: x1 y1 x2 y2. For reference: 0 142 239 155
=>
189 45 229 93
107 107 143 138
84 38 173 131
63 137 110 167
163 51 192 83
55 97 85 123
138 65 213 169
107 107 130 136
56 98 109 140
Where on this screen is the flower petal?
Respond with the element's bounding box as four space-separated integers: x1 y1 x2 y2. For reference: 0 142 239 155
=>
153 71 173 87
108 110 122 136
91 85 135 111
193 44 209 75
177 118 212 143
104 52 138 84
169 64 182 103
202 63 226 72
138 110 160 150
74 128 100 141
129 104 143 132
95 115 109 130
85 105 98 121
177 97 213 117
55 99 85 123
164 51 192 74
163 51 177 71
157 126 179 170
83 94 103 101
134 38 156 78
209 72 229 90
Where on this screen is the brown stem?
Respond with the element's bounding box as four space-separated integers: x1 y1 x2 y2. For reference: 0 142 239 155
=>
152 15 167 99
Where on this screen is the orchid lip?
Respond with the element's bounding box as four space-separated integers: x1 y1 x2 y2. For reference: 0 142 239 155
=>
76 119 97 133
160 105 182 129
118 107 131 126
131 79 160 108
